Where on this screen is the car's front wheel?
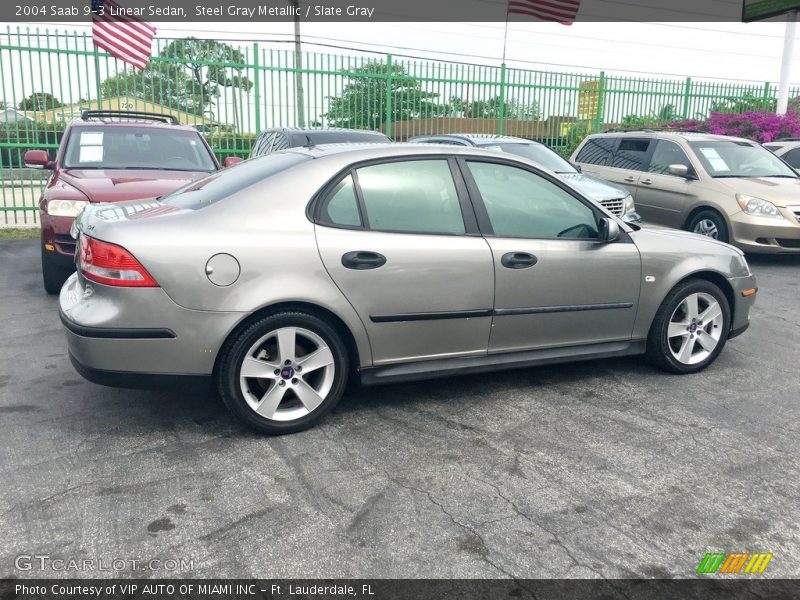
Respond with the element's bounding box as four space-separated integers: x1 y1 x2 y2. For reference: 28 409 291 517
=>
216 312 349 435
687 209 729 243
41 248 72 295
646 279 730 374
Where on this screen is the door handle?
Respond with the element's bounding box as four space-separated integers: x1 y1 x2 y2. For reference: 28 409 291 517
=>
341 251 387 270
623 176 636 183
641 179 653 185
501 252 538 269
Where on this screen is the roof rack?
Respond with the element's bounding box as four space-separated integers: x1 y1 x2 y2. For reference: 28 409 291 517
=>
81 110 179 125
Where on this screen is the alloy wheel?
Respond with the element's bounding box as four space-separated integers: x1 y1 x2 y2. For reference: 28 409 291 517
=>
667 292 724 365
239 326 335 421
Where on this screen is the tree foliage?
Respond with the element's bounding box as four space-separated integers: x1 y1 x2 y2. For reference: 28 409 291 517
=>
100 38 254 116
18 92 63 111
448 95 541 120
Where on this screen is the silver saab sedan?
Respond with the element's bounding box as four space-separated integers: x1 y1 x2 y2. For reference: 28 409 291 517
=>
60 144 758 435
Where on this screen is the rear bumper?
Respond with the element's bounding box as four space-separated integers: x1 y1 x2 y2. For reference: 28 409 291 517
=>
59 273 245 380
69 352 212 391
729 212 800 254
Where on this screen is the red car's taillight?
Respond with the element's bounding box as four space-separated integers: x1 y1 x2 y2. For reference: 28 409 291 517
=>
78 235 158 287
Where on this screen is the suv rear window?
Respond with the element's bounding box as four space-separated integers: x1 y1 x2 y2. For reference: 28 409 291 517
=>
162 152 311 209
575 137 616 166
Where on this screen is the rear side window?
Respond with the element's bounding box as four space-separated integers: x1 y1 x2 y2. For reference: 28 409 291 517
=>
611 138 652 171
575 137 616 166
782 147 800 168
319 174 362 227
356 160 465 235
162 152 310 209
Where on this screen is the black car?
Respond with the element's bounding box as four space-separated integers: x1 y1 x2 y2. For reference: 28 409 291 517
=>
249 127 391 158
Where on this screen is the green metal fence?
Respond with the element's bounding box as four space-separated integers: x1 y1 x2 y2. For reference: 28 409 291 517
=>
2 26 799 225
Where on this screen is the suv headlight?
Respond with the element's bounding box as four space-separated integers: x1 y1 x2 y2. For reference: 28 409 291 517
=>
620 194 641 223
736 194 785 220
47 199 88 217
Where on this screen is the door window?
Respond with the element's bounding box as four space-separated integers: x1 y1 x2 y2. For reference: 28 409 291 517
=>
647 140 693 175
575 137 616 166
355 160 466 235
611 138 652 171
467 161 599 239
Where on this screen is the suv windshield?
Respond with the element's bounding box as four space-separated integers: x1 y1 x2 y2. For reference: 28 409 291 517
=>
688 140 797 178
481 143 577 173
63 127 217 171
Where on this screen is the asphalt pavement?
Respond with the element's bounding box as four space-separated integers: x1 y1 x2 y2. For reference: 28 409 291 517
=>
1 238 799 579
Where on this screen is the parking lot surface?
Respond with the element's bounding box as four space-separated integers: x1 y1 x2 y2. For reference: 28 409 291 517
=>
1 238 799 579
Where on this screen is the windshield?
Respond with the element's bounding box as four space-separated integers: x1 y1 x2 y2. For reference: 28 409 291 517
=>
64 127 218 171
688 140 797 178
162 152 311 209
482 143 577 173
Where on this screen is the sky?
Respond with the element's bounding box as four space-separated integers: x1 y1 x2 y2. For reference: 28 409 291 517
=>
23 18 800 84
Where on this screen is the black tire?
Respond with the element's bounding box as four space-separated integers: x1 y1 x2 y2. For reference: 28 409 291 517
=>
687 209 729 243
216 311 349 435
646 279 731 374
41 249 71 295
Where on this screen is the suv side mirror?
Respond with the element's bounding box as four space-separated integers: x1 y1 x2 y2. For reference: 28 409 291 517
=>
599 217 620 243
668 164 689 178
223 156 243 168
24 150 52 169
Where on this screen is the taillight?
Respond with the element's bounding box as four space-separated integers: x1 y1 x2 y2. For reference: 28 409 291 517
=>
78 235 158 287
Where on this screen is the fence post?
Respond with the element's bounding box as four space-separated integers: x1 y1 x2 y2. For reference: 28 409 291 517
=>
498 63 507 135
253 43 261 134
593 71 605 133
682 77 692 119
385 54 393 138
763 81 772 105
93 46 103 109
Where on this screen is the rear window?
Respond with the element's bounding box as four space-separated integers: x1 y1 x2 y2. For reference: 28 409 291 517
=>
162 152 311 209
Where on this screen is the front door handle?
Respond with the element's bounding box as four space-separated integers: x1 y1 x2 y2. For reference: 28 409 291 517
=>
341 251 387 270
501 252 538 269
624 176 636 183
641 179 653 185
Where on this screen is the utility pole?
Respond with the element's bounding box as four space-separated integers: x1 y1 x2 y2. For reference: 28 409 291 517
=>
777 10 797 115
293 0 306 127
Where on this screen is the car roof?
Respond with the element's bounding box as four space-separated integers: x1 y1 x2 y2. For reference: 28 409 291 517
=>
68 119 199 133
589 130 754 144
412 133 538 145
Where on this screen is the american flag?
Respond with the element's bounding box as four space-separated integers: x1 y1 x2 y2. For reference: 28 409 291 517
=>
507 0 581 25
91 0 156 71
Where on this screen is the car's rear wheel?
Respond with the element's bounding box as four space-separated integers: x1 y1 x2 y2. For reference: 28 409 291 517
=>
687 209 729 243
646 279 730 374
216 312 349 434
41 249 71 295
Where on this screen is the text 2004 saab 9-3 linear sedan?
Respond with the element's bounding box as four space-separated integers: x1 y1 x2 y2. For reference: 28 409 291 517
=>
60 144 757 434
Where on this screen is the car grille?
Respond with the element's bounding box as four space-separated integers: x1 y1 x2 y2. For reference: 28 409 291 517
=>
599 198 624 216
55 234 76 255
777 238 800 249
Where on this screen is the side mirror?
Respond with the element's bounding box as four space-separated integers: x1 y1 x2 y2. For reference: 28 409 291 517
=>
24 150 52 169
599 217 620 243
668 164 689 178
223 156 243 168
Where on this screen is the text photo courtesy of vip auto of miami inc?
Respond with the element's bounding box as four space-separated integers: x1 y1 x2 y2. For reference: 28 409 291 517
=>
2 0 800 597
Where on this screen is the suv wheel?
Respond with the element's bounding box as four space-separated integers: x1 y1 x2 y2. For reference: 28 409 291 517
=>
646 279 730 374
687 210 729 243
216 311 349 435
41 248 71 295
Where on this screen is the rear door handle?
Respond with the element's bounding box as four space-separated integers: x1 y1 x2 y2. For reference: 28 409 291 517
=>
341 251 387 270
623 176 636 183
641 179 653 185
501 252 538 269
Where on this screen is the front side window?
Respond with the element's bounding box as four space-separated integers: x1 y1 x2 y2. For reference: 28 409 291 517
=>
63 127 217 171
467 161 599 239
688 140 798 178
611 138 652 171
575 137 616 166
356 160 465 235
648 140 693 175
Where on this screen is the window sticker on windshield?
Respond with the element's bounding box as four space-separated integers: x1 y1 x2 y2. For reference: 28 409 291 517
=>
698 147 730 172
79 145 103 163
80 132 104 146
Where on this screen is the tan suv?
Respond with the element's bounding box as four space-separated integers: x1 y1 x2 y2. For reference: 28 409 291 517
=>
572 131 800 253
